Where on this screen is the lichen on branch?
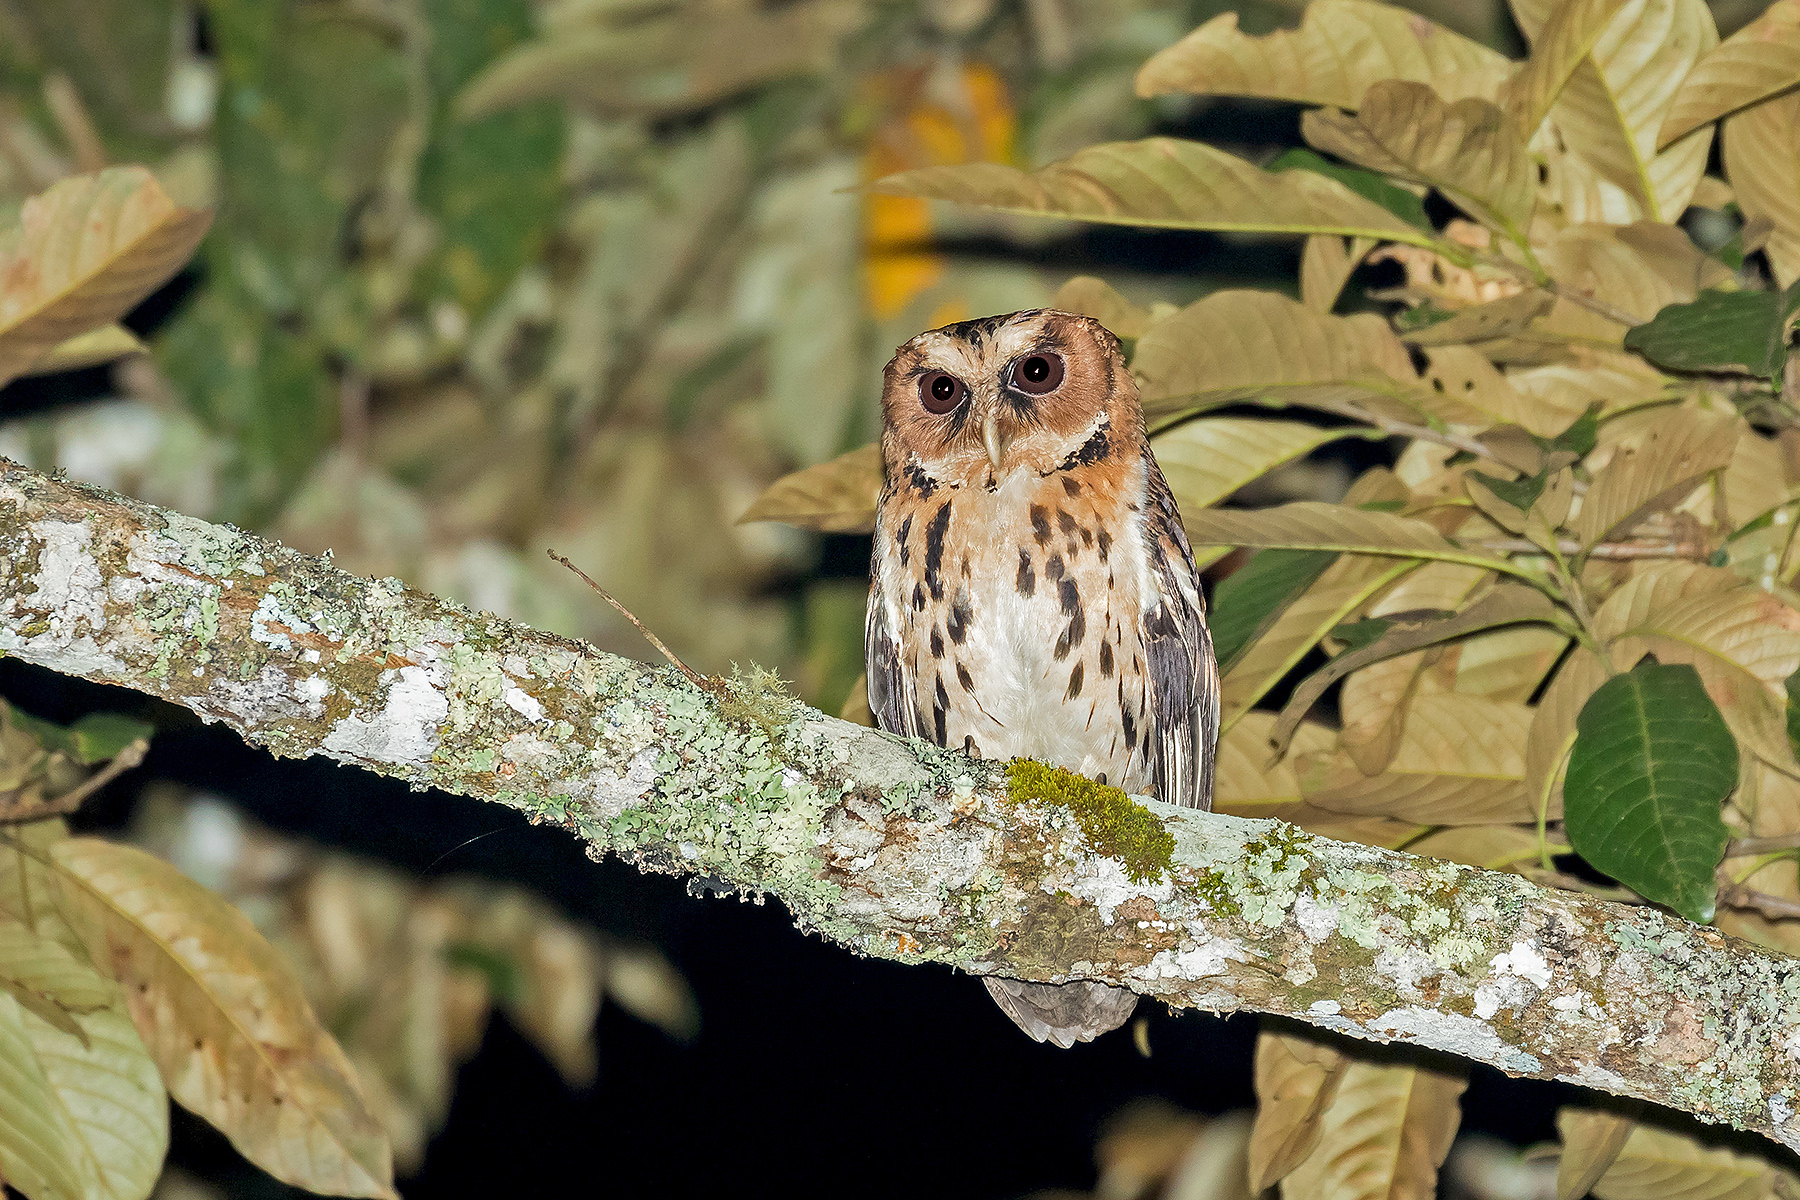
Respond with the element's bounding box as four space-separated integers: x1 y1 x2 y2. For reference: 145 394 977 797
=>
3 460 1800 1154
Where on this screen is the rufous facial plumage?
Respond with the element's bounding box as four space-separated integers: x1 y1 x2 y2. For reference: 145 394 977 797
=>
865 309 1219 1047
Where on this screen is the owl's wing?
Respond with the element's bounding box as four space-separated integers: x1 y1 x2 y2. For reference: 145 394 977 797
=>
1141 466 1219 811
865 579 926 741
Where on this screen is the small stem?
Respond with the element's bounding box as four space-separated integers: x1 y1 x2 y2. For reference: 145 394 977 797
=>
549 551 707 687
1728 833 1800 857
0 738 150 824
1475 252 1648 327
1728 850 1797 885
1472 537 1708 561
1719 885 1800 921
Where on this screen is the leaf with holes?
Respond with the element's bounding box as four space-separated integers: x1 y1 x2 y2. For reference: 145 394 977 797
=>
1134 0 1510 108
737 443 882 534
1563 662 1735 922
50 838 396 1199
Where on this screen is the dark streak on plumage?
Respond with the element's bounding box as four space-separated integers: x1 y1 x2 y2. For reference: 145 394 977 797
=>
1030 505 1051 546
1100 641 1114 678
896 514 912 567
1065 662 1084 700
1054 578 1084 660
1097 529 1111 562
923 501 952 601
911 582 924 612
904 461 936 500
1056 509 1077 535
957 662 975 692
947 589 971 645
1057 423 1112 471
929 628 944 659
1046 553 1065 582
1016 549 1035 597
1061 475 1081 497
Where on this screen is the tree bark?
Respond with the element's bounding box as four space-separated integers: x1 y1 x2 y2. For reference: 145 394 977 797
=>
3 461 1798 1150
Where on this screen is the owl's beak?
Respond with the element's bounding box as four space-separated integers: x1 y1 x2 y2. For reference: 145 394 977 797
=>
982 410 1007 471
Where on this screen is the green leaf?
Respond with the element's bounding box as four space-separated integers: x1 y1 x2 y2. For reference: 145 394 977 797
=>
1563 661 1735 923
1268 148 1431 231
1786 667 1800 761
1208 549 1338 674
1622 283 1800 380
1468 470 1548 512
869 138 1439 246
9 710 152 767
1542 406 1600 457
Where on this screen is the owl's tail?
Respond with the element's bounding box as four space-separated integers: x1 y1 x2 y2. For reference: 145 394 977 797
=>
982 976 1138 1048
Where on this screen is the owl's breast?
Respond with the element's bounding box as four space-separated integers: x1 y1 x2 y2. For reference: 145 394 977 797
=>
873 463 1156 793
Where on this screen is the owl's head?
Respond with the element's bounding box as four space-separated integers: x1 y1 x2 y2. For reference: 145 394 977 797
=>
879 309 1140 487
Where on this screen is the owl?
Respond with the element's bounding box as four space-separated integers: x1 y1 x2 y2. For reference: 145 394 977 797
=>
866 309 1219 1048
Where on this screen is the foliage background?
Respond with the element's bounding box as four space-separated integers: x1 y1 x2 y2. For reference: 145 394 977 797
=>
3 0 1792 1196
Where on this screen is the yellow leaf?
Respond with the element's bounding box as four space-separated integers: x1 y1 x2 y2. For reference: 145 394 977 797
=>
1505 0 1635 136
1661 0 1800 147
1399 290 1553 348
1134 1 1510 109
1452 625 1569 700
1584 1115 1787 1199
1534 223 1726 341
1214 713 1337 821
1555 1107 1635 1200
1524 648 1609 824
0 912 115 1041
1133 290 1421 419
1301 235 1376 313
20 325 145 378
1303 82 1535 240
1507 350 1672 430
1278 1056 1467 1200
1724 90 1800 286
1151 418 1384 514
737 443 882 535
1220 554 1416 715
1049 276 1151 338
1417 345 1551 433
1722 419 1795 529
0 168 209 389
1597 561 1800 772
1339 562 1491 773
1532 0 1718 224
1575 408 1739 546
50 839 396 1199
28 1003 167 1200
1183 502 1526 578
0 990 86 1200
1304 693 1536 824
869 138 1436 245
1406 825 1546 870
1249 1029 1349 1192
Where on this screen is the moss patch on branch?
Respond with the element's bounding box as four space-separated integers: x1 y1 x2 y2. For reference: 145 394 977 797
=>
1004 759 1175 884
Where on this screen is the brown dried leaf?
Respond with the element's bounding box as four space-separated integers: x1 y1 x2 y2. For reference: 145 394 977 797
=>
0 168 209 388
1453 625 1570 700
1278 1055 1467 1200
1134 1 1511 108
738 443 882 535
51 838 395 1199
1303 83 1535 239
1661 0 1800 147
1250 1029 1349 1192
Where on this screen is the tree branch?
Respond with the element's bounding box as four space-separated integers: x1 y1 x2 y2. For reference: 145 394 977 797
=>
3 461 1800 1151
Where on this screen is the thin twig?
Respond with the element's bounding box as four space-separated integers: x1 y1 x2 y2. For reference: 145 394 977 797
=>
1719 885 1800 921
1728 833 1800 857
1473 537 1709 561
0 738 149 824
1476 253 1649 328
549 550 707 687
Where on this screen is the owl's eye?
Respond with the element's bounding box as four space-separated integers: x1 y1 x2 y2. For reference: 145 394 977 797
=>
919 371 968 414
1009 352 1065 396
